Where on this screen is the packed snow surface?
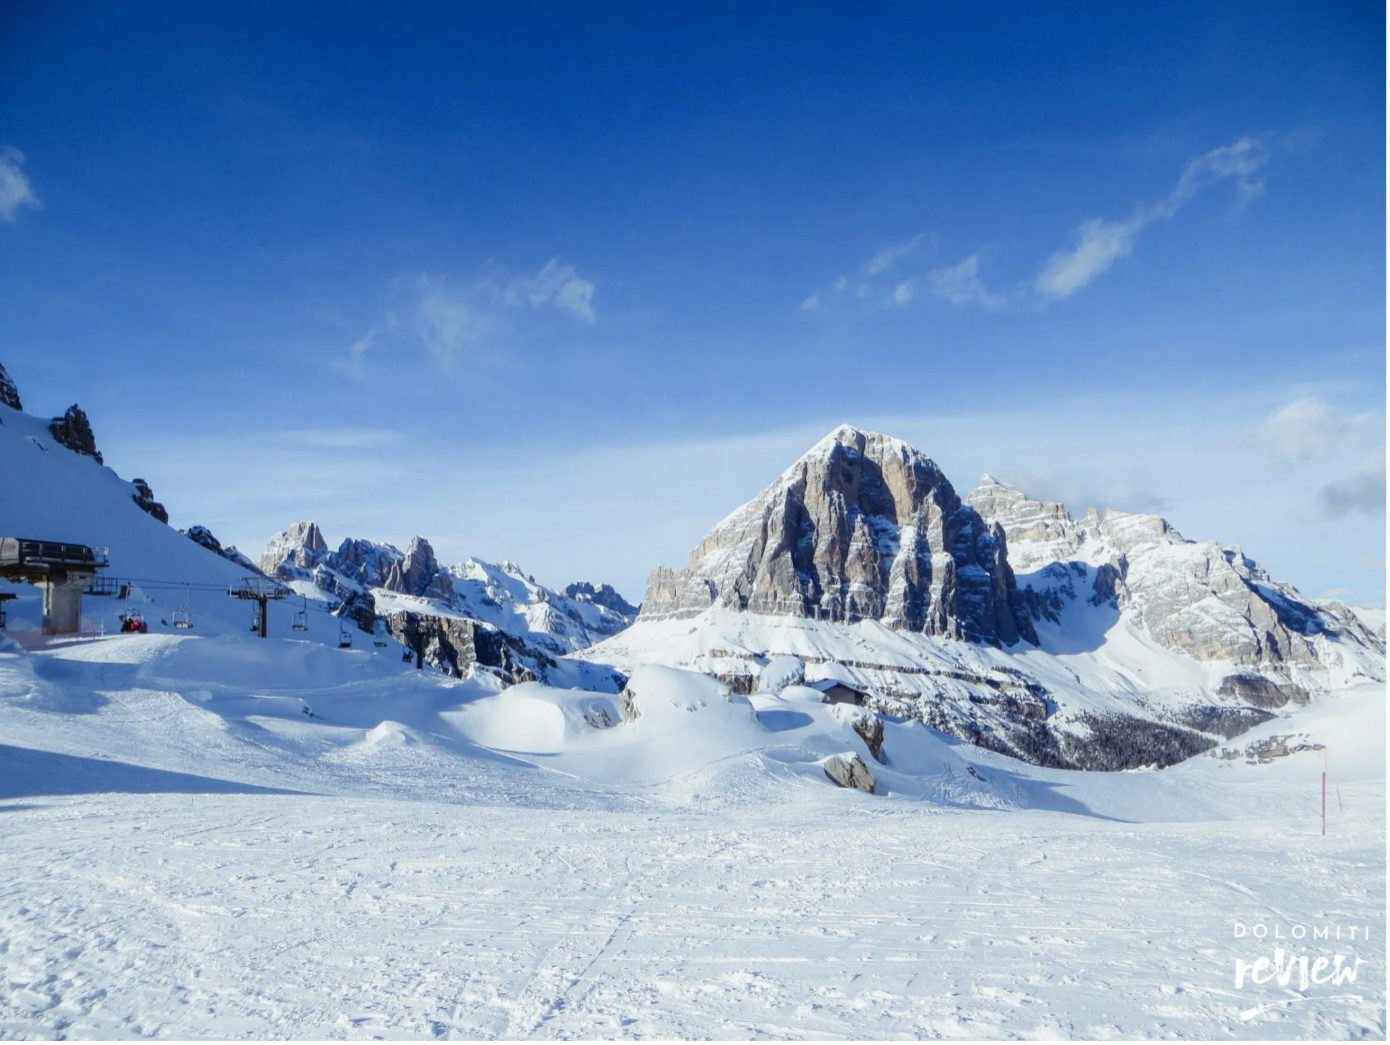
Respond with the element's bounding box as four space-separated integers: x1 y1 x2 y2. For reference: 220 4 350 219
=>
0 629 1384 1040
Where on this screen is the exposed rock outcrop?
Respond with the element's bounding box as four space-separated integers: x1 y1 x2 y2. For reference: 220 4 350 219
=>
335 590 378 634
821 751 876 793
382 610 549 684
182 524 261 574
566 581 639 619
48 404 102 463
1216 674 1309 709
639 426 1037 647
131 478 168 524
0 360 20 410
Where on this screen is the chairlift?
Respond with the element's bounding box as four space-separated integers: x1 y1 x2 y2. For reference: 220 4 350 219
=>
292 595 309 632
338 624 353 649
172 585 193 629
372 619 389 647
119 608 147 634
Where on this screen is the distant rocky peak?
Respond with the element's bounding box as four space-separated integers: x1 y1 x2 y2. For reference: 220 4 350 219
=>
566 581 640 619
641 425 1036 647
0 359 20 410
385 536 453 599
259 521 328 575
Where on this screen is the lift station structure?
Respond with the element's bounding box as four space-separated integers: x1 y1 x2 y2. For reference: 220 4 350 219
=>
0 537 110 635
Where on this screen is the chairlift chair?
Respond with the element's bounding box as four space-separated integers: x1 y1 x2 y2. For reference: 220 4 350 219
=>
292 596 309 632
172 585 193 629
338 624 353 649
372 619 389 647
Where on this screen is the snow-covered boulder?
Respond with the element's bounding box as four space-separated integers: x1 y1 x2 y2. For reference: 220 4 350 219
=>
821 751 876 794
759 655 805 695
829 703 884 762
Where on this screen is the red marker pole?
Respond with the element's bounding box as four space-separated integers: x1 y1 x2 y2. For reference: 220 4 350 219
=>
1321 747 1328 837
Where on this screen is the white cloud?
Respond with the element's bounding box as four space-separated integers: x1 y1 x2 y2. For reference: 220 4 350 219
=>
1036 218 1138 299
507 258 596 323
415 275 488 367
1037 137 1270 299
401 257 595 368
1157 137 1269 218
800 276 854 313
864 234 923 276
334 330 376 379
927 254 1005 309
1256 397 1384 469
891 279 917 305
0 147 40 222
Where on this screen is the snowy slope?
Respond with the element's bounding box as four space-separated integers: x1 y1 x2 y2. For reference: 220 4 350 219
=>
0 627 1382 1038
0 400 416 662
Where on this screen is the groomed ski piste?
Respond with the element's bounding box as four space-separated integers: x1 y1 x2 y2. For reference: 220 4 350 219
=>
0 401 1385 1039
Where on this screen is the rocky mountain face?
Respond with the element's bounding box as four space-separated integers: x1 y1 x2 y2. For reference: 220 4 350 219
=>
259 523 638 683
565 582 639 619
182 525 261 575
0 360 21 410
580 427 1384 773
965 474 1383 688
48 404 102 464
130 478 169 524
640 425 1036 647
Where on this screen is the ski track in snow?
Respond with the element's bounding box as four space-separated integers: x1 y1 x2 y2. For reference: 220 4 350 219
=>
1 791 1384 1039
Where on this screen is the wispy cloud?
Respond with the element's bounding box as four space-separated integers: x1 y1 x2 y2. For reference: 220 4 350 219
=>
367 257 597 371
415 275 489 367
1256 397 1384 469
1252 397 1386 520
926 254 1005 309
492 257 596 323
863 234 923 276
802 239 930 312
334 330 376 379
1037 137 1270 298
0 146 40 222
800 275 850 312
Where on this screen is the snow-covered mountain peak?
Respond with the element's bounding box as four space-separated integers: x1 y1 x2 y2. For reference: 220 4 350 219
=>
965 478 1382 678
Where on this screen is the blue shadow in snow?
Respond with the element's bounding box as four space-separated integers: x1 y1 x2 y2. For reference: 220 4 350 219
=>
755 709 815 732
0 745 308 799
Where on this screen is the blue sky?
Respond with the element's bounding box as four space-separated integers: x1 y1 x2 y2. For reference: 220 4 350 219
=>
0 2 1384 604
